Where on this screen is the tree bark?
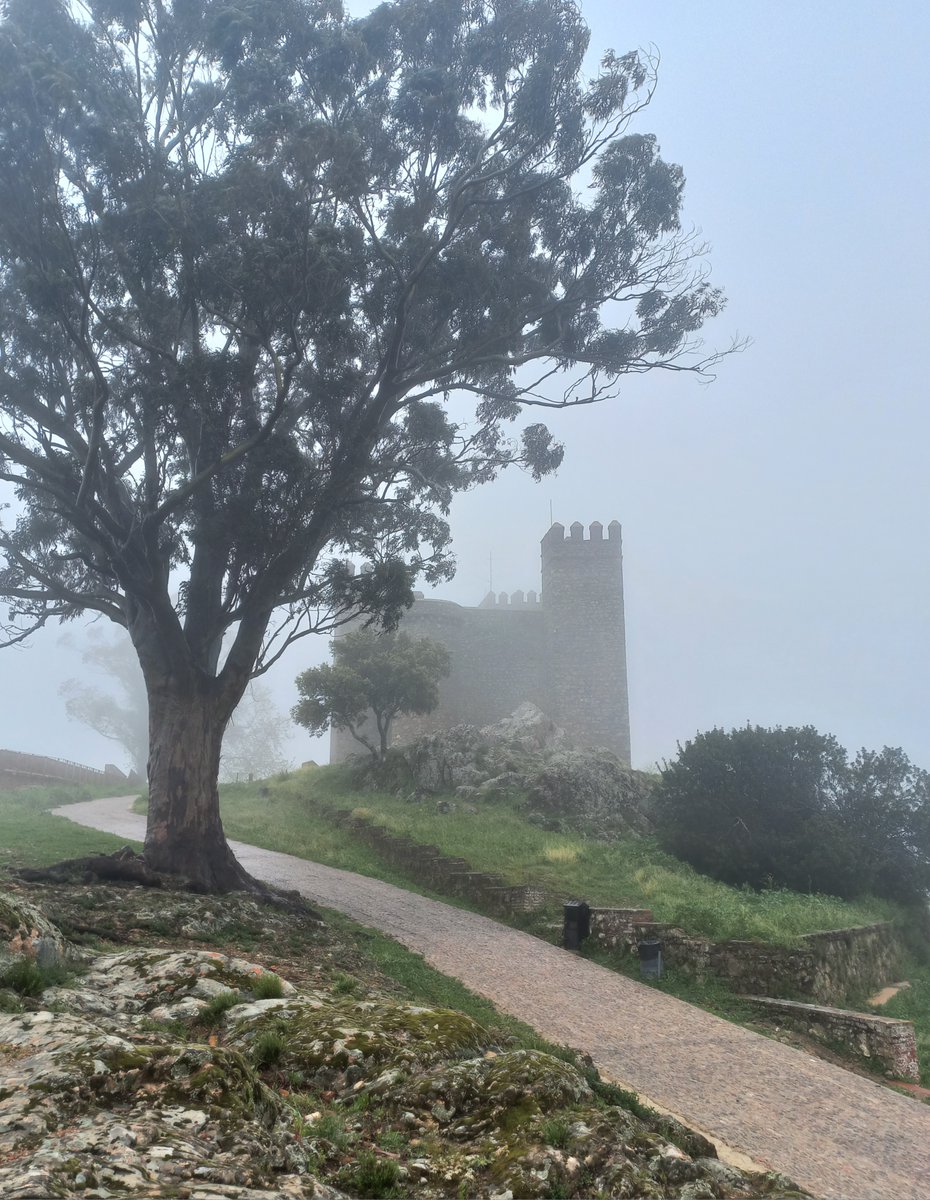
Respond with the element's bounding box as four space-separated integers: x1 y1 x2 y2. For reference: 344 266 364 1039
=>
143 679 255 892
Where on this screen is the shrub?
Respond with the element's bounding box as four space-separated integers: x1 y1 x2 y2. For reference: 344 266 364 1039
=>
198 989 243 1025
656 725 930 904
252 972 285 1000
252 1028 287 1067
0 956 69 997
338 1151 400 1199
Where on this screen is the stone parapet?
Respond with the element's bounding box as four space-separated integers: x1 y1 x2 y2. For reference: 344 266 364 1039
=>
587 908 905 1007
743 996 920 1082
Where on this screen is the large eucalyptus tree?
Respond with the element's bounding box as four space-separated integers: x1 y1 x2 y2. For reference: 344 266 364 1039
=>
0 0 727 889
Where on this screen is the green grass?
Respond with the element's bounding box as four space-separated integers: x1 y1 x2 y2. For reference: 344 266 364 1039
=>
197 989 244 1026
252 971 285 1000
0 955 73 997
212 780 480 912
0 783 142 869
252 1027 287 1067
323 908 565 1054
870 964 930 1087
220 769 902 947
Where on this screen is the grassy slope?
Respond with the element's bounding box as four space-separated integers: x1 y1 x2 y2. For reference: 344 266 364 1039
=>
221 769 929 1087
219 768 902 947
0 783 141 869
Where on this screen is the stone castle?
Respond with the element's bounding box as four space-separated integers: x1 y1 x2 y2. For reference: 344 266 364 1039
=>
330 521 631 765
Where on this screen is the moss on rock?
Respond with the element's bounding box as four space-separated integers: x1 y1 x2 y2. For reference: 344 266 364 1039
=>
228 995 488 1085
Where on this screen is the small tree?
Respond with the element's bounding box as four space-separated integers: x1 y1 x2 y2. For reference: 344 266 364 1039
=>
293 631 451 760
656 724 930 903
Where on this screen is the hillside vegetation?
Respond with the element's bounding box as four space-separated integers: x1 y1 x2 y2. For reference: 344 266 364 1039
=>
218 768 902 948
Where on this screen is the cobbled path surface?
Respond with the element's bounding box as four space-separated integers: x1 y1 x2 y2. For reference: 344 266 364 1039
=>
58 795 930 1200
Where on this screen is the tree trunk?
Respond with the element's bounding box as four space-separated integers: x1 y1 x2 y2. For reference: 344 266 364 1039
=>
143 680 255 892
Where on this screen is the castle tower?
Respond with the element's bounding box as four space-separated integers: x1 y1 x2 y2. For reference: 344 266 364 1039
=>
541 521 631 764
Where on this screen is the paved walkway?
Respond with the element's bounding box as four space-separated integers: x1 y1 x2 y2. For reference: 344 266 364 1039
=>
56 796 930 1200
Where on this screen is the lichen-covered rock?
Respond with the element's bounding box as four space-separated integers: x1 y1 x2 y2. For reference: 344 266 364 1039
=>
227 995 488 1085
525 749 654 838
0 890 76 975
0 882 809 1200
0 1007 344 1199
392 1048 591 1121
48 947 295 1024
376 704 655 839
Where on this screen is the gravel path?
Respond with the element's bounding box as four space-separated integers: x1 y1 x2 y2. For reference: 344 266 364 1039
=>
57 795 930 1200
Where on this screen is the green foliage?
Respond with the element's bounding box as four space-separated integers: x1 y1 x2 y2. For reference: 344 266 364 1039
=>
293 630 451 759
0 955 72 997
252 1028 287 1068
0 957 44 997
251 972 285 1000
198 989 243 1025
0 988 24 1013
337 1150 401 1199
872 964 930 1087
313 1111 352 1150
655 725 930 903
274 769 898 945
539 1117 572 1148
217 772 901 946
332 970 363 997
0 784 140 870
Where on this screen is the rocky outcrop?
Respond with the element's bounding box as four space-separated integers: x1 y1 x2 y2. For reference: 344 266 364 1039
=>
0 884 807 1199
0 889 77 976
382 704 654 839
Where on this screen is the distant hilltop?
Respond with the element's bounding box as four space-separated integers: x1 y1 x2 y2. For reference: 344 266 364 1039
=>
332 521 631 765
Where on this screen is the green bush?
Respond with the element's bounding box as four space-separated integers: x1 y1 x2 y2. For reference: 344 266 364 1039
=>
338 1151 400 1199
252 972 285 1000
198 989 243 1025
252 1028 287 1067
656 725 930 904
0 956 71 997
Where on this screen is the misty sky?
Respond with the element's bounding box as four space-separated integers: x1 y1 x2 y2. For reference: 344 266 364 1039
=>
2 1 928 773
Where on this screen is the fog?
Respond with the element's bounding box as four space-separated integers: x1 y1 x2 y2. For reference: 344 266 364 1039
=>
2 1 928 773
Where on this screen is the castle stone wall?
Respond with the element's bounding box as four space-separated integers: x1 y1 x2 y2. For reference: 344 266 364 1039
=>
541 520 630 762
330 521 631 765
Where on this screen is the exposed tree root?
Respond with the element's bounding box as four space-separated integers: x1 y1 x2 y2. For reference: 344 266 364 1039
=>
16 845 163 887
15 846 320 918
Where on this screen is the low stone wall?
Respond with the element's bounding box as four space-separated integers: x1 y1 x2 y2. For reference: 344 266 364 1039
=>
587 908 904 1006
322 816 904 1007
743 996 920 1082
325 806 552 916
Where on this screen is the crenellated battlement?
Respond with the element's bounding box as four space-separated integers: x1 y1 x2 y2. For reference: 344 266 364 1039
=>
541 520 621 548
478 589 540 609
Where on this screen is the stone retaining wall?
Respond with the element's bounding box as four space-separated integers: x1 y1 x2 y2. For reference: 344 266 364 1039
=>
743 996 920 1082
322 814 904 1008
326 807 552 916
587 907 904 1006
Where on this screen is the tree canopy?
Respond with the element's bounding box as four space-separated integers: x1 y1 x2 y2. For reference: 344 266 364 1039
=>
0 0 727 888
655 725 930 904
293 628 451 758
60 628 292 779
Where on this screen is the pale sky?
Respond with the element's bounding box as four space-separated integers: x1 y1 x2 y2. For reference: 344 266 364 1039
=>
2 1 928 772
